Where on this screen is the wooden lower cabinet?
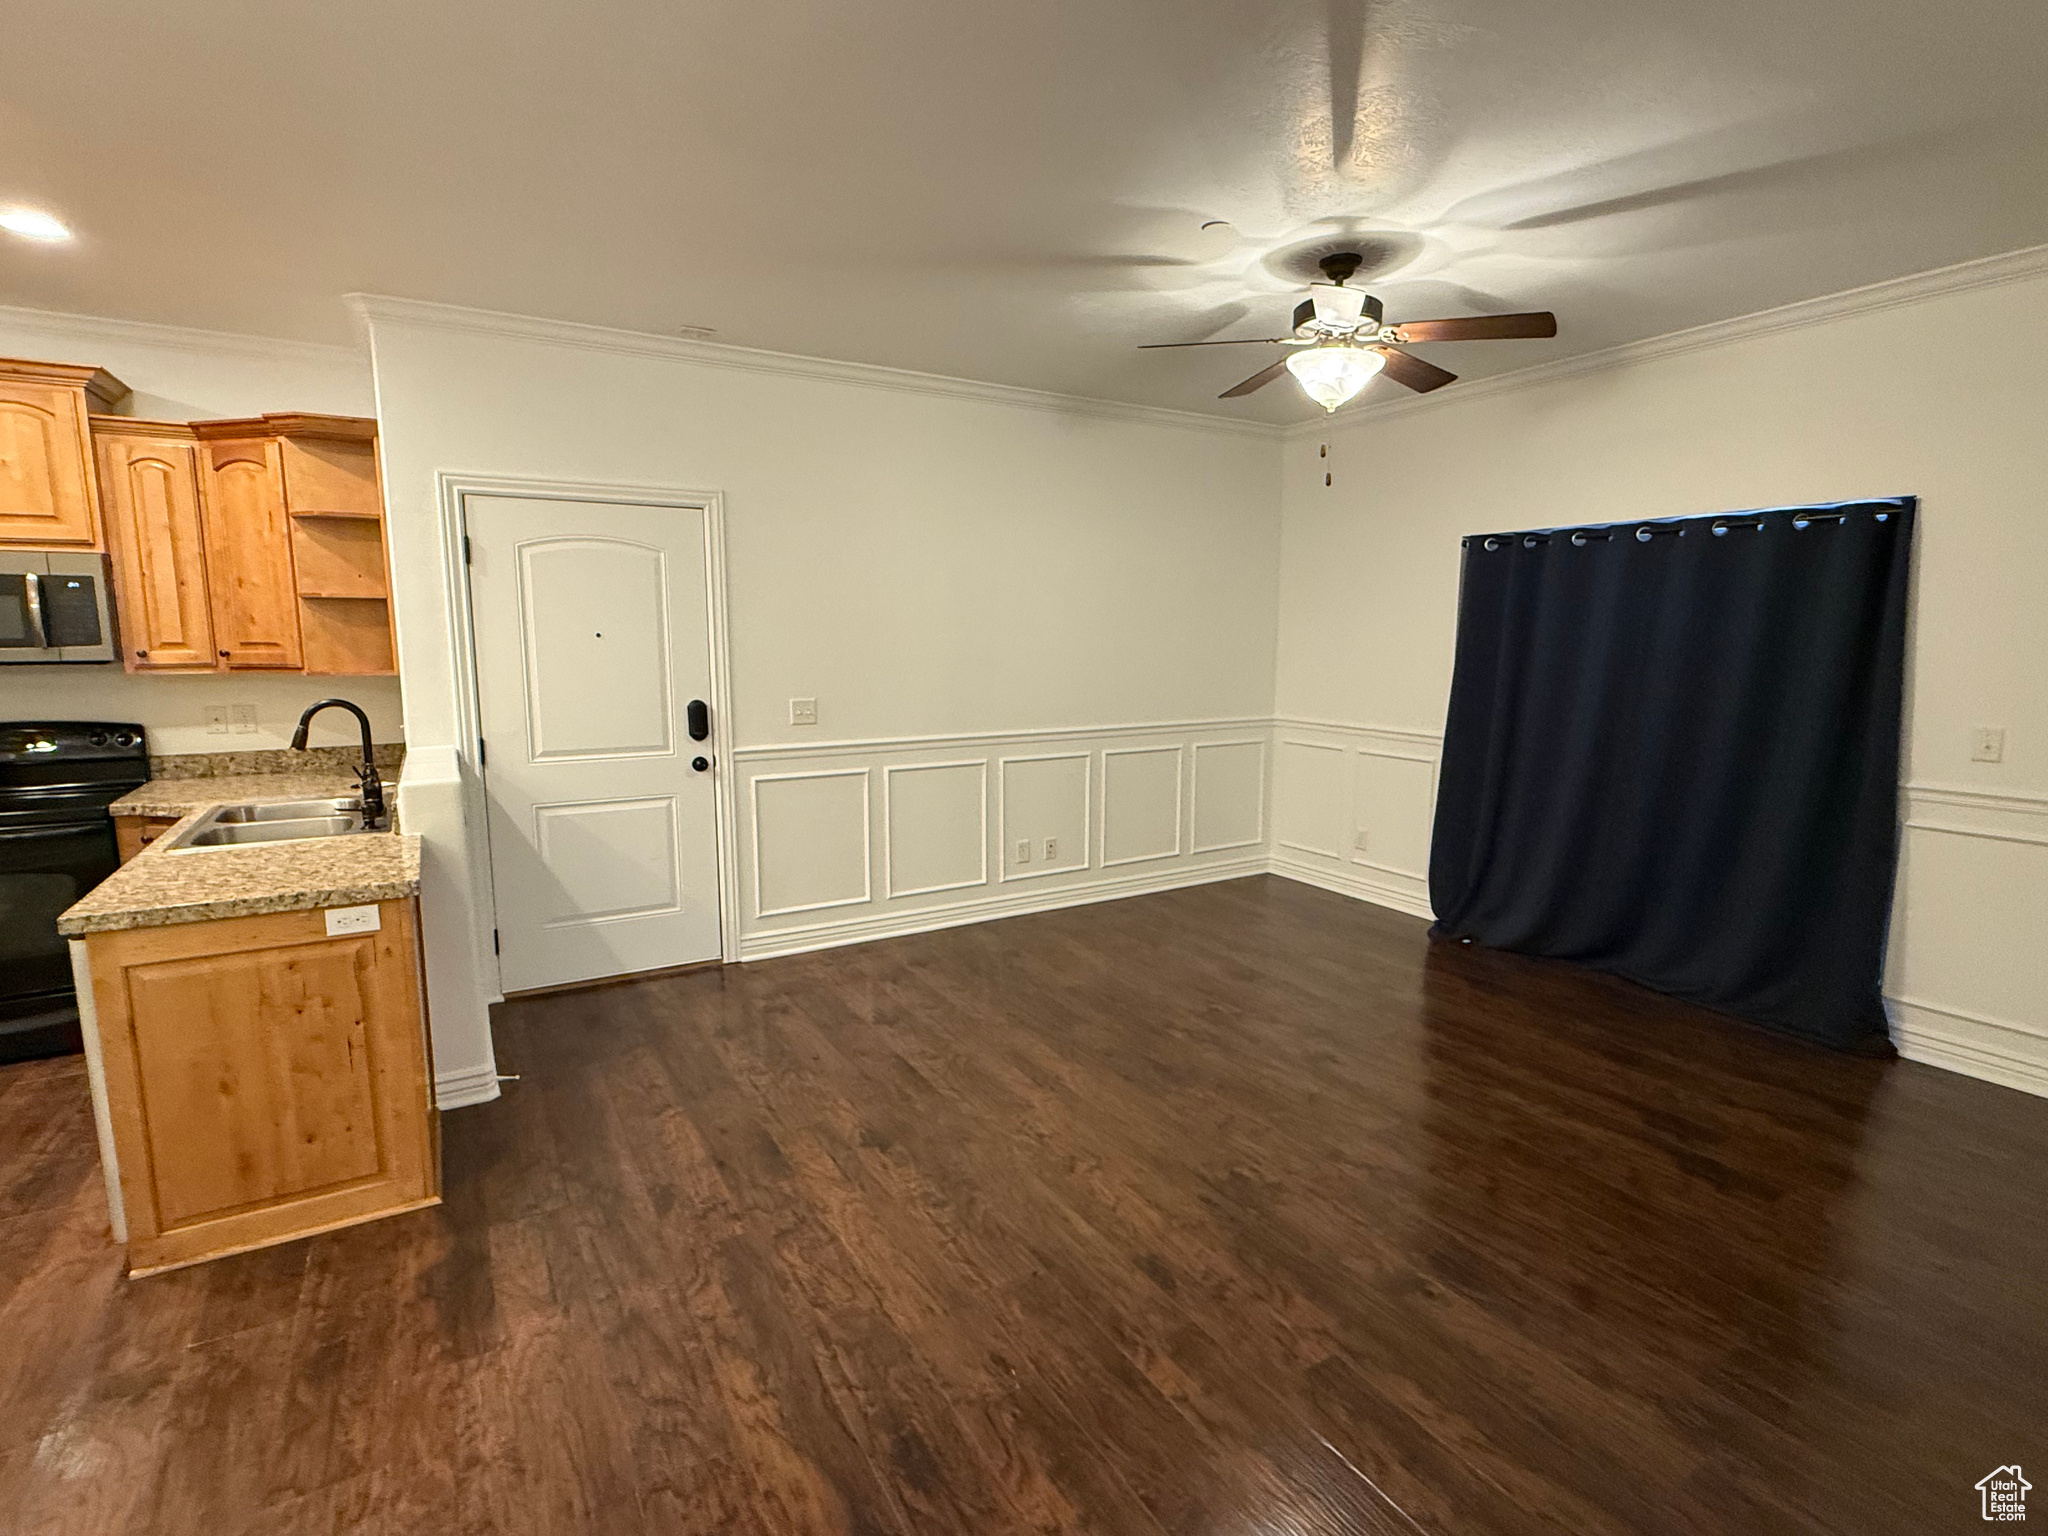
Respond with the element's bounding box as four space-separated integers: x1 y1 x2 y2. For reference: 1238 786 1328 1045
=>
83 898 439 1276
113 814 184 863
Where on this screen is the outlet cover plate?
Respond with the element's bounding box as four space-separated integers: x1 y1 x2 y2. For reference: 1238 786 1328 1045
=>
324 904 382 936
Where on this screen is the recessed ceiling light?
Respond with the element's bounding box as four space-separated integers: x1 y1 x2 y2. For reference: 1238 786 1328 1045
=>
0 209 73 242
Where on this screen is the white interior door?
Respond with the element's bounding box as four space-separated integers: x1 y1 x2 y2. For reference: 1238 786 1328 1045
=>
467 495 721 992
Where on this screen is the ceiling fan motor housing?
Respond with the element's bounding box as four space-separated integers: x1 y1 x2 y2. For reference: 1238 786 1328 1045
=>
1294 291 1384 338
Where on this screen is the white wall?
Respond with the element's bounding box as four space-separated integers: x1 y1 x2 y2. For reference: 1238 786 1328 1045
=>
1271 252 2048 1094
363 308 1282 750
0 305 404 752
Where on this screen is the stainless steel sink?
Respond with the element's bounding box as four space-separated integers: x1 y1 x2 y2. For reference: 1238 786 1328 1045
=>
166 800 375 851
211 798 364 823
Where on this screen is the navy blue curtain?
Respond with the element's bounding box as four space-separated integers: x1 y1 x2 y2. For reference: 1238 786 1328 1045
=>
1427 498 1914 1051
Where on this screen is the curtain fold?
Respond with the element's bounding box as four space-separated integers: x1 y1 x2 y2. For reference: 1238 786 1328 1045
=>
1427 499 1914 1051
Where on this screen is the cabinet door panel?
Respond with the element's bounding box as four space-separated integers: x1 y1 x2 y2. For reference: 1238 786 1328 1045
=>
96 429 216 670
125 939 382 1228
201 438 302 669
87 900 438 1274
0 380 98 545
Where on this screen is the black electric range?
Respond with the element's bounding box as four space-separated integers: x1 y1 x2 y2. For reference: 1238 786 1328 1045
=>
0 721 149 1061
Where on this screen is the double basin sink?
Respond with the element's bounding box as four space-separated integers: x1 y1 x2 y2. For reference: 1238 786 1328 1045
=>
167 797 382 851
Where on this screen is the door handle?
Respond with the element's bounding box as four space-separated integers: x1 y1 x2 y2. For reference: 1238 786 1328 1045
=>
22 573 49 649
686 699 710 742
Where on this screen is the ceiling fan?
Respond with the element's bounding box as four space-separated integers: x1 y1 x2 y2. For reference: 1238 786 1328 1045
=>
1141 252 1557 412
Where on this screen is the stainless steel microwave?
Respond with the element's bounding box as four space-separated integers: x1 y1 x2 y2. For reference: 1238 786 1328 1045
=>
0 553 117 664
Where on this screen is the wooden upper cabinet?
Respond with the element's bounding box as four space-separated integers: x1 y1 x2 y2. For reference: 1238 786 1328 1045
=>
0 358 129 547
93 419 216 671
272 415 396 675
75 391 389 675
195 424 303 669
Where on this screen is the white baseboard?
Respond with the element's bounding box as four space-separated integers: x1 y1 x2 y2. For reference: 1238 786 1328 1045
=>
739 855 1269 961
1888 996 2048 1099
1267 855 1435 921
434 1061 504 1111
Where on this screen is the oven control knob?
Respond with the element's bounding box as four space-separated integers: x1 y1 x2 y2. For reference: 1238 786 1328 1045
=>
113 732 135 747
90 732 108 746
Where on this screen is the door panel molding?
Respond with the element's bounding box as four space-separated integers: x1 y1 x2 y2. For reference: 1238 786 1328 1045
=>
440 473 741 980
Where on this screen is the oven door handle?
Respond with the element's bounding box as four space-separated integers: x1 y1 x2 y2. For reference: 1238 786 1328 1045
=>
0 822 105 843
21 572 50 650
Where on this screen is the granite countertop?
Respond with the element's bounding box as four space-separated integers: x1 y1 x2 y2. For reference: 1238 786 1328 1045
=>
62 774 419 936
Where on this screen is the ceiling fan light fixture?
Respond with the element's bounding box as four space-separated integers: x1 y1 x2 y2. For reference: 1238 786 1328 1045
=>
1285 345 1385 412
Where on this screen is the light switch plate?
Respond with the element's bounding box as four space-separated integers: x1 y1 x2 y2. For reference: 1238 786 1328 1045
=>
325 904 381 936
1354 829 1371 851
1014 839 1030 863
230 703 258 735
204 705 230 736
789 697 818 726
1971 726 2006 764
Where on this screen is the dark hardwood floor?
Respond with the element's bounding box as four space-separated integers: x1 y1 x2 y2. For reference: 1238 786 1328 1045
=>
3 875 2044 1534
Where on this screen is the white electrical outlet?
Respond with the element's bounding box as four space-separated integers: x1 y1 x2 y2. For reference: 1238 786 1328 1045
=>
1014 839 1030 863
324 904 381 936
230 704 258 735
1043 837 1058 862
1971 726 2006 764
789 697 818 726
1354 829 1371 851
204 705 230 736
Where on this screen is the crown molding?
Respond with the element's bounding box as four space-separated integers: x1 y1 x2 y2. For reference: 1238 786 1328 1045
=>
0 301 361 369
1288 243 2048 442
345 293 1284 442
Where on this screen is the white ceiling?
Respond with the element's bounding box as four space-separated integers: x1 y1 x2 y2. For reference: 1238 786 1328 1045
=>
4 0 2044 422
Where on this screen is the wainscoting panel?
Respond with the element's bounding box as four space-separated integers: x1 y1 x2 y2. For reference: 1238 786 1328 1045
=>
1000 754 1091 882
1101 746 1183 867
1268 718 1440 919
1889 783 2048 1096
884 761 987 898
1350 748 1436 883
750 769 871 918
1191 740 1266 853
734 721 1269 959
1274 739 1345 858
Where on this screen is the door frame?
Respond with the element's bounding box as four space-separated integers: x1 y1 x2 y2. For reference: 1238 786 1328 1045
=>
436 471 743 975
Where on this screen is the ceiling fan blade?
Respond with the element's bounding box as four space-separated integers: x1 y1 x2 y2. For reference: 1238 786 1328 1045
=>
1220 360 1291 398
1139 337 1288 349
1390 312 1557 343
1372 347 1457 393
